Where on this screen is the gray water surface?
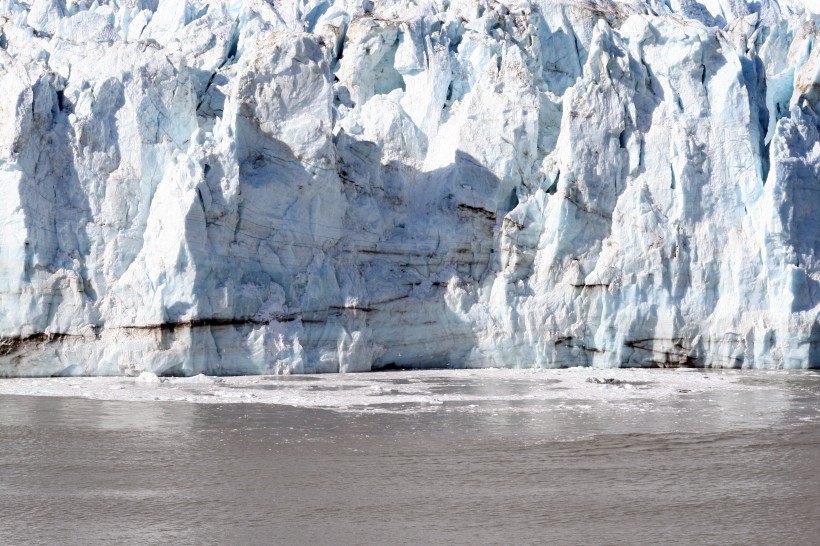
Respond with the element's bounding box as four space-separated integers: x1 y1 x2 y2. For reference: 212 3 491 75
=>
1 371 819 545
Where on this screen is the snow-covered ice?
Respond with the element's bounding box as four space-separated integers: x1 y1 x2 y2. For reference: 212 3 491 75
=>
1 1 819 375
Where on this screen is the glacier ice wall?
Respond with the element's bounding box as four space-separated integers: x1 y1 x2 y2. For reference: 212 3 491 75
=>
0 0 819 375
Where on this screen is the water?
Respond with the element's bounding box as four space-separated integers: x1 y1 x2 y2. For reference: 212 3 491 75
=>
1 370 819 544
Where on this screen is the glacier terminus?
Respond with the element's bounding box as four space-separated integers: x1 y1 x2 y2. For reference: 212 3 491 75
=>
0 0 819 375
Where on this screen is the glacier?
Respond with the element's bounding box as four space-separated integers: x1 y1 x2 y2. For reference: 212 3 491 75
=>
0 0 819 376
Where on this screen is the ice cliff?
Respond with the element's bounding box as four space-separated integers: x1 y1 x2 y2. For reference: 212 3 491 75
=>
0 0 819 375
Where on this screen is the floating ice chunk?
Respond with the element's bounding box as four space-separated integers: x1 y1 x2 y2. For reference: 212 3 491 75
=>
136 372 161 384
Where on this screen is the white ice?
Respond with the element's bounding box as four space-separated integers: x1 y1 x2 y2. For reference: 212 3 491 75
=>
0 1 819 375
0 367 801 415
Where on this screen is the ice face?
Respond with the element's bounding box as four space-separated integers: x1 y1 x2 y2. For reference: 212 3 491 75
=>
0 0 818 376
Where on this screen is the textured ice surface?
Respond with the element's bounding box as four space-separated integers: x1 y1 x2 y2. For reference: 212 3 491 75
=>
0 1 819 375
0 367 805 417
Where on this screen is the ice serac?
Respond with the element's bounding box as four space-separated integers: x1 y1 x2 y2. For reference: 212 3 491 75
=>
0 0 818 376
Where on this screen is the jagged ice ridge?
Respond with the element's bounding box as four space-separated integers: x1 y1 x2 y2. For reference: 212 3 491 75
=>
0 0 819 375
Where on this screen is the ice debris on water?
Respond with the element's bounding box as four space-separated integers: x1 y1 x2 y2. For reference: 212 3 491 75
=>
0 1 819 376
136 371 161 384
587 377 624 385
